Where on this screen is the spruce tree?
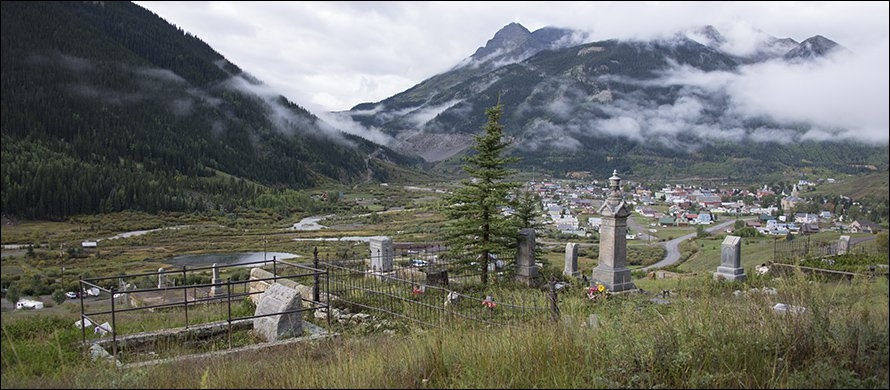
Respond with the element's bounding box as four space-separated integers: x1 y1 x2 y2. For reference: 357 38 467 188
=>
512 188 543 230
442 102 520 285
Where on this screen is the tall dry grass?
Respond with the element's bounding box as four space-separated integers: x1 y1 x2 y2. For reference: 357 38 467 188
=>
2 271 887 388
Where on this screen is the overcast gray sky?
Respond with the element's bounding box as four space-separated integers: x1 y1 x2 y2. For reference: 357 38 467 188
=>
135 1 888 143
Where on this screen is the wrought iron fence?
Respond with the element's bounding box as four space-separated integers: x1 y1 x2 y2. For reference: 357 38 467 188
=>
317 244 551 329
77 258 329 362
772 235 886 263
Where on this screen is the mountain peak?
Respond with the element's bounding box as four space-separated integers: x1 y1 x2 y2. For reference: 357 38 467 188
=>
471 22 533 61
783 35 846 61
468 22 584 68
685 25 726 48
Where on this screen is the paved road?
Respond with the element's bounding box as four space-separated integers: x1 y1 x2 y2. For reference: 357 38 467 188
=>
641 219 737 271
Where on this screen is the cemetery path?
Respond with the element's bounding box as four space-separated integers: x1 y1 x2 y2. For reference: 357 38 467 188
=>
642 219 737 271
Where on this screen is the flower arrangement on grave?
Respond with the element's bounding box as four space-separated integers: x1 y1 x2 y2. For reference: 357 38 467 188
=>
587 283 608 301
482 295 496 309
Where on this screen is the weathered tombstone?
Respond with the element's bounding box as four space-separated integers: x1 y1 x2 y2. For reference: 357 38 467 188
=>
587 314 600 330
89 344 121 367
210 263 223 297
254 283 303 342
837 235 850 255
591 171 636 292
564 242 580 278
515 228 541 286
369 236 393 272
157 267 167 288
713 235 746 281
425 269 449 287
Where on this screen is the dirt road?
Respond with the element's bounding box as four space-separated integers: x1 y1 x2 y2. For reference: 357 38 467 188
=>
641 219 737 271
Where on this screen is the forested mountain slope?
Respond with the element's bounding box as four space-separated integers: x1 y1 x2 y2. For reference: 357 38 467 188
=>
1 1 421 219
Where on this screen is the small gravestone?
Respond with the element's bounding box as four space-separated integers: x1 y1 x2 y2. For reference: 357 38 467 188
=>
515 228 541 286
587 314 599 330
713 235 746 281
157 268 167 288
369 236 393 272
425 269 449 287
210 263 223 297
564 243 580 278
254 283 303 342
837 235 850 255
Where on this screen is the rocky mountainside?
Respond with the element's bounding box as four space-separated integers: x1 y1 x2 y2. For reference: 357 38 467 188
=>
783 35 847 62
338 23 885 180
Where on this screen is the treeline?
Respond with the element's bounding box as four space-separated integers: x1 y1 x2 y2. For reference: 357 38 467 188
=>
0 136 336 219
1 137 256 219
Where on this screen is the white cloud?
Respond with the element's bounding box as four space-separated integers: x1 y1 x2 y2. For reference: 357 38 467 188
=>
135 1 887 115
130 1 887 146
405 100 464 127
726 44 889 144
316 111 395 146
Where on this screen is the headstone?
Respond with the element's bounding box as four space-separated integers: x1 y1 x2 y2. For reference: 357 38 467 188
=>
369 236 393 272
564 243 580 278
157 267 167 288
89 344 121 367
210 263 223 297
587 314 599 330
253 283 303 342
444 291 460 307
74 318 93 329
425 269 449 287
772 303 806 315
591 171 636 292
249 267 319 306
94 322 113 336
713 235 746 281
837 235 850 255
514 228 541 286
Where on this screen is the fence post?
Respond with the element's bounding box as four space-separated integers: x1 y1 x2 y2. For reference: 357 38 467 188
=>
182 266 189 329
324 264 331 329
273 256 278 283
79 277 86 346
313 247 320 302
226 277 232 349
548 278 560 323
110 286 118 359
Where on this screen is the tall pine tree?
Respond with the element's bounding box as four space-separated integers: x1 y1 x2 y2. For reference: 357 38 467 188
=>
442 102 520 285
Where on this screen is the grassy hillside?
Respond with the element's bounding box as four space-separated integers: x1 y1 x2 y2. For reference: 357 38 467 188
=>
2 178 888 388
807 171 889 201
1 272 887 388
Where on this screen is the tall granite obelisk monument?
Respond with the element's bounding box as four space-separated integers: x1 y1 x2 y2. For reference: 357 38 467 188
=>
591 170 637 292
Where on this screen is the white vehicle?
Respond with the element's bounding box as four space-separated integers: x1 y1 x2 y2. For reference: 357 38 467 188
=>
15 299 44 310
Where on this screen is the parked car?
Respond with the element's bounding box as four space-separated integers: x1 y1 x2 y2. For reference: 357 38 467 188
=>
65 291 78 299
411 259 430 268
